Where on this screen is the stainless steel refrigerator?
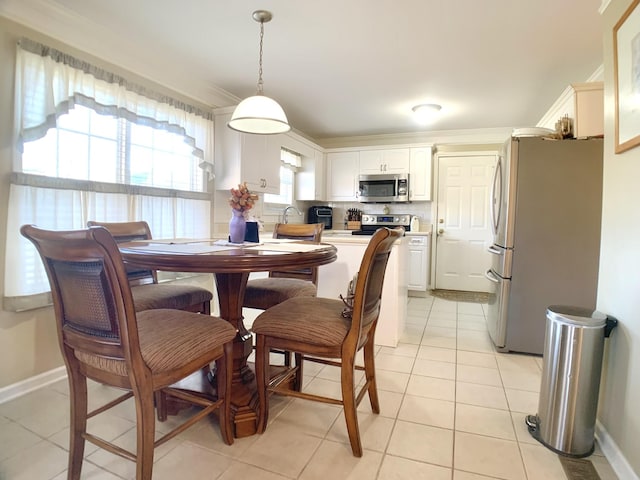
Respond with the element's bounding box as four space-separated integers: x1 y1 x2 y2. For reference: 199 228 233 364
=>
485 136 603 354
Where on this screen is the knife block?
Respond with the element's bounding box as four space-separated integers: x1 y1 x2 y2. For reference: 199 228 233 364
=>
347 221 361 230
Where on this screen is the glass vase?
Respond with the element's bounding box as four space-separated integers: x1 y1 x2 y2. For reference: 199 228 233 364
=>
229 210 247 244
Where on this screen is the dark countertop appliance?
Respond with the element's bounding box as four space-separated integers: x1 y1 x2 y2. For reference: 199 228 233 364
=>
352 214 411 235
307 206 333 230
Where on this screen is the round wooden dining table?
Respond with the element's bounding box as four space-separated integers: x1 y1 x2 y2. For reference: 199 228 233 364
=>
119 239 337 438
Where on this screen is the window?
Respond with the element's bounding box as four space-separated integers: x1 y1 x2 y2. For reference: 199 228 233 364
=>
4 39 213 311
263 149 301 205
22 105 204 192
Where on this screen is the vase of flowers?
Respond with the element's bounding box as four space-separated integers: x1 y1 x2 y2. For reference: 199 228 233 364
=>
228 182 258 243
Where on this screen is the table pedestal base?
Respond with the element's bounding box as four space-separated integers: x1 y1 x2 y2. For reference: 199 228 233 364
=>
159 360 296 438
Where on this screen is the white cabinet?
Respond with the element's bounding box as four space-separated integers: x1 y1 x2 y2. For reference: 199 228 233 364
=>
318 237 407 347
214 110 282 193
407 235 429 291
326 151 359 201
296 149 325 201
537 82 603 139
326 145 432 201
359 148 410 174
409 147 432 201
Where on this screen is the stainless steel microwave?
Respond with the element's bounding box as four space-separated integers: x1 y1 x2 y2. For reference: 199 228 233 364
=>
358 173 409 203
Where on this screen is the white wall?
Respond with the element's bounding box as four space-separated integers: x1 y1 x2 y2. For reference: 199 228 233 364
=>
595 1 640 478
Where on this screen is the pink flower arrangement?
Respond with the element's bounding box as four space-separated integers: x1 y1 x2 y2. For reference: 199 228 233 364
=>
228 182 259 214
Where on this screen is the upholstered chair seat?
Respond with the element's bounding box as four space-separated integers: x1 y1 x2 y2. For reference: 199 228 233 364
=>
74 309 235 377
243 223 324 311
129 283 213 312
243 278 317 311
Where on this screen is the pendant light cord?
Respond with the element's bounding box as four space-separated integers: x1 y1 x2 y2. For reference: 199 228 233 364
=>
257 20 264 95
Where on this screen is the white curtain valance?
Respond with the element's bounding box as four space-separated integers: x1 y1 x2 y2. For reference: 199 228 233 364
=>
15 38 214 173
281 148 302 169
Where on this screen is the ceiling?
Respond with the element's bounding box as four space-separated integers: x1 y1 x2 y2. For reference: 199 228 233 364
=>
3 0 605 141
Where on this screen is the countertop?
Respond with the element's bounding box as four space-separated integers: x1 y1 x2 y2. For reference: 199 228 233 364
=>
324 227 431 239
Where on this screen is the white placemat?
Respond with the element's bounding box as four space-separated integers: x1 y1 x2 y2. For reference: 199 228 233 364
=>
124 243 238 254
245 243 328 253
128 238 214 245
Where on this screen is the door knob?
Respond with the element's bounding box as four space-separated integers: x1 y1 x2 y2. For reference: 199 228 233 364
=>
438 228 445 235
438 218 444 224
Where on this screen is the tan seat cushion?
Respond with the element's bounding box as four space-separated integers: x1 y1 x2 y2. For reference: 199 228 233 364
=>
131 283 212 311
244 278 316 311
251 296 350 347
75 309 235 377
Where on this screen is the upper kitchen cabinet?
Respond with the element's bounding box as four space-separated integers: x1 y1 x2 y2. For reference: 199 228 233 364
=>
537 82 603 139
296 149 325 201
409 146 433 201
326 151 359 201
359 148 410 174
214 109 282 193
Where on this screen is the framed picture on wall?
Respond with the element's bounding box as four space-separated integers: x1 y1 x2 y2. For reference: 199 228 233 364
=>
614 0 640 153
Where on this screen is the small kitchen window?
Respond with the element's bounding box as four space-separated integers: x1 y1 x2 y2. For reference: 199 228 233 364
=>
264 148 301 206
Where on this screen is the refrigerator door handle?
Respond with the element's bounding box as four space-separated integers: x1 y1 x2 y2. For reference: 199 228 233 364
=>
487 245 502 256
485 269 501 284
490 156 503 237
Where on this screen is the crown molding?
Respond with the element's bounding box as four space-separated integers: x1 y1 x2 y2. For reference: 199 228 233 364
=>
317 127 512 150
0 0 239 108
587 64 605 82
599 0 612 14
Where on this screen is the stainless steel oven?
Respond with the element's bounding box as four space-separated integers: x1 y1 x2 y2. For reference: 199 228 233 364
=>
351 214 410 235
358 173 409 203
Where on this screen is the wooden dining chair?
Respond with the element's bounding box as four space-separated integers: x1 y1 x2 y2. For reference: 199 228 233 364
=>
243 222 325 311
252 226 403 457
87 220 213 314
244 222 324 370
21 225 237 480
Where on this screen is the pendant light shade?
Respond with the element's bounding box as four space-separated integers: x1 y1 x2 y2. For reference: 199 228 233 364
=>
229 10 290 135
228 94 290 134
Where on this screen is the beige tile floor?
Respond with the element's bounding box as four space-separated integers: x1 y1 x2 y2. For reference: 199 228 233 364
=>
0 294 619 479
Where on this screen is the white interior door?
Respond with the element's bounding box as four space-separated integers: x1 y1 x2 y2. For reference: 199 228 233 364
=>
434 153 496 292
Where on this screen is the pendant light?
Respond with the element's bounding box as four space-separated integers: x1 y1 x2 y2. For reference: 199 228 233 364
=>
228 10 291 135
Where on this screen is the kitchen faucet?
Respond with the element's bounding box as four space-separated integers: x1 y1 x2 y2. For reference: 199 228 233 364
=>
282 205 302 224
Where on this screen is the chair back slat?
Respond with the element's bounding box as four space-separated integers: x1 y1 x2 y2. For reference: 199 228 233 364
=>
87 221 156 285
269 223 324 284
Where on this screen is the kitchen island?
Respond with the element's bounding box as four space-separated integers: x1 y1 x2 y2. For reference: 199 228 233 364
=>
318 231 408 347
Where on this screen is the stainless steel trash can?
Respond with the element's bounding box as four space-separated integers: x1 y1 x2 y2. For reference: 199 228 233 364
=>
526 305 617 457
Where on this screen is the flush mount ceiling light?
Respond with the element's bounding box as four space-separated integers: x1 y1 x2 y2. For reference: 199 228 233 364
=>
412 103 442 125
228 10 291 135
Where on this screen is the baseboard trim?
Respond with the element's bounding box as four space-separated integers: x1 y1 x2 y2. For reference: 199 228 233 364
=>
0 366 67 405
596 420 639 480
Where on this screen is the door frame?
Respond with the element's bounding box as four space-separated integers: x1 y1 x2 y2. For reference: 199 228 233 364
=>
430 148 500 291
